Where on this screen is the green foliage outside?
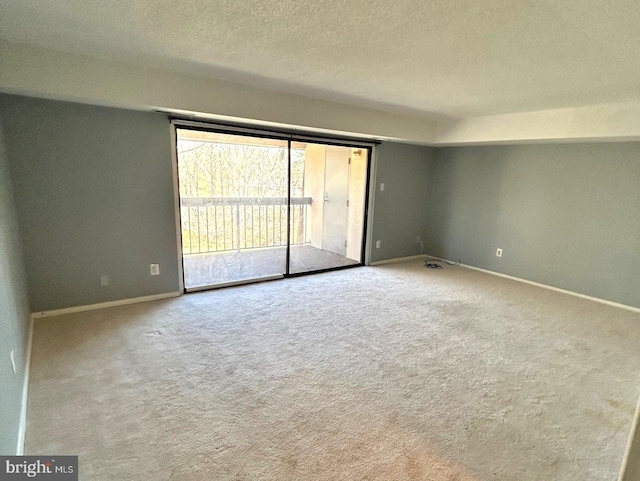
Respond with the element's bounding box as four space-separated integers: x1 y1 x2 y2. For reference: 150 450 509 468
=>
178 140 308 254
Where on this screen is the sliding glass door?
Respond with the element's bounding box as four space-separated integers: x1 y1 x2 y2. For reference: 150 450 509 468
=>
177 129 288 289
288 142 368 275
176 125 370 291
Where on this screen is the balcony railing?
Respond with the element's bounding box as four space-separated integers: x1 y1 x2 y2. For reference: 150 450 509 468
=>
180 196 312 255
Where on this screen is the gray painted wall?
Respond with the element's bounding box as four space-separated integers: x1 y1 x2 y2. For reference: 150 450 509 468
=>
0 95 437 311
426 143 640 309
5 93 638 313
0 94 179 312
371 142 434 263
0 122 31 454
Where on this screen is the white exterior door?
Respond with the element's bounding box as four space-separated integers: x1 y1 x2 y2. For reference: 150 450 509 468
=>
322 147 349 256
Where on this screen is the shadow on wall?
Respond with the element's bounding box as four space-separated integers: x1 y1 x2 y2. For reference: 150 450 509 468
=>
372 142 433 263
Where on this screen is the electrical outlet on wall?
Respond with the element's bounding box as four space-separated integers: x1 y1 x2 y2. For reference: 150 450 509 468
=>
150 264 160 276
376 240 382 248
496 248 503 257
99 275 109 287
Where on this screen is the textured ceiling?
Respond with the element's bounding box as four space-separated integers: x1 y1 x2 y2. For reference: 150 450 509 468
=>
1 0 640 118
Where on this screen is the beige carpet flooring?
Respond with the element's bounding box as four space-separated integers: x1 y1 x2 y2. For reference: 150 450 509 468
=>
25 260 640 480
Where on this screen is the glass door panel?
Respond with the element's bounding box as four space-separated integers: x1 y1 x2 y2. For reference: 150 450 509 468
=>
177 128 288 290
289 141 368 275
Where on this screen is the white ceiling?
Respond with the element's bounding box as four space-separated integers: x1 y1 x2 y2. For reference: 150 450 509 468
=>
1 0 640 119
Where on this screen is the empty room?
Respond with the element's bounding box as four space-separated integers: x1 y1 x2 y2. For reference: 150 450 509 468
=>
2 1 640 480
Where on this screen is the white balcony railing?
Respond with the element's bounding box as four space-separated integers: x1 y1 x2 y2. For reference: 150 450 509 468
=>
180 196 312 255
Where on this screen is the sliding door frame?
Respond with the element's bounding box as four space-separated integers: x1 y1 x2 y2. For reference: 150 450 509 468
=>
170 118 377 292
286 139 292 276
284 142 373 279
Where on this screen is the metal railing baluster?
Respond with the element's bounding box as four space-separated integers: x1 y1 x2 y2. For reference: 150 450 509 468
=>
181 197 311 255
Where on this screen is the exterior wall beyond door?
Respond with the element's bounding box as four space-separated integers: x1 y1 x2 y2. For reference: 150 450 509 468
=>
347 149 367 260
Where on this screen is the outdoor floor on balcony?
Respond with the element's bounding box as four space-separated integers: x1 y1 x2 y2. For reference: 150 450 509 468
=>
183 244 359 288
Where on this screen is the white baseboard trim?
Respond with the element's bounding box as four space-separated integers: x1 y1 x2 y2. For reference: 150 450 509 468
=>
31 291 182 320
618 395 640 481
425 254 640 314
370 254 426 266
16 315 33 455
